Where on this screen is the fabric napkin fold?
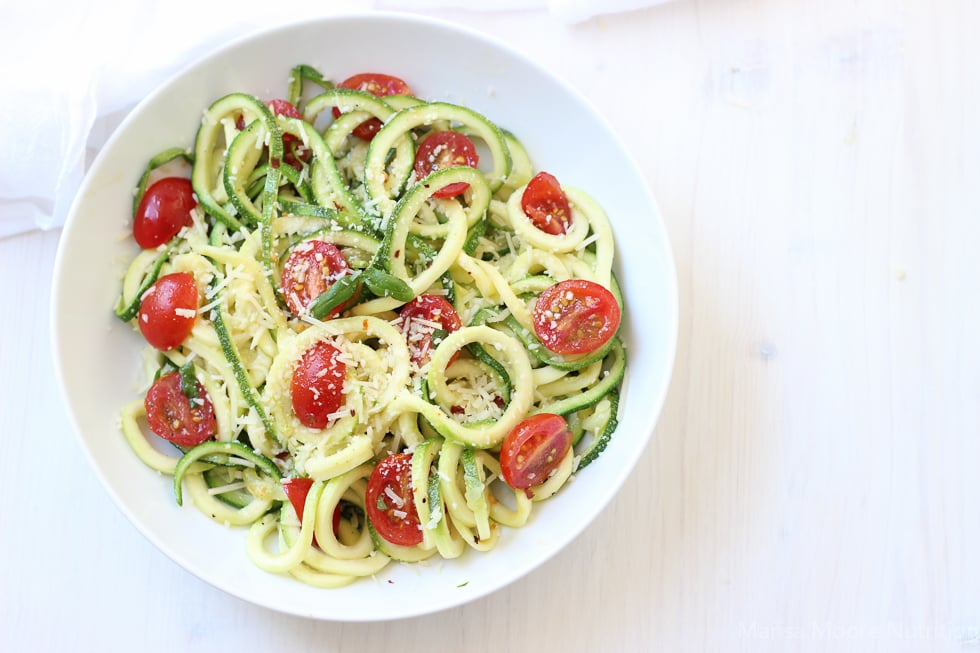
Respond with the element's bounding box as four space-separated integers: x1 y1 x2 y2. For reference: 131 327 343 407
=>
0 0 672 239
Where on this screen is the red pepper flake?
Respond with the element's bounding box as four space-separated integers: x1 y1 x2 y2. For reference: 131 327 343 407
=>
450 405 465 415
270 157 281 169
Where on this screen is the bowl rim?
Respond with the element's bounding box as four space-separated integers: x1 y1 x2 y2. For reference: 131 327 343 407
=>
50 10 679 621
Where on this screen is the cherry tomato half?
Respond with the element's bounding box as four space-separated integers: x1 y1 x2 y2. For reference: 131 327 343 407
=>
332 72 412 141
521 171 572 235
144 371 216 447
532 279 621 355
234 99 310 168
291 341 348 429
282 477 342 538
499 413 572 490
399 294 462 367
413 131 479 198
365 453 422 546
280 239 351 316
266 99 311 169
133 177 196 249
266 98 302 119
138 272 198 350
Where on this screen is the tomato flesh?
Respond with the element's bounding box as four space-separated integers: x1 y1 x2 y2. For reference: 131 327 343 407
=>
266 98 302 119
280 239 351 316
138 272 198 350
282 476 314 521
291 341 347 429
521 171 572 235
266 99 310 169
413 131 479 198
282 477 341 541
234 99 309 168
144 371 216 447
398 294 462 367
366 453 422 546
332 73 412 141
532 279 621 355
500 413 572 490
133 177 196 249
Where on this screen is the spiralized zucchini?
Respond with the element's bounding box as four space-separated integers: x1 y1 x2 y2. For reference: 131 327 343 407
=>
115 65 627 588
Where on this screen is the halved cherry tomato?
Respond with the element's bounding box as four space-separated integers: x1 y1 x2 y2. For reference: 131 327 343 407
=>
413 131 479 198
282 477 342 538
138 272 198 350
266 99 311 169
532 279 621 355
133 177 196 249
234 99 310 168
144 371 216 447
399 294 462 367
332 72 412 141
499 413 572 490
266 98 302 119
291 341 347 429
282 476 315 522
365 453 422 546
280 239 351 316
521 171 572 235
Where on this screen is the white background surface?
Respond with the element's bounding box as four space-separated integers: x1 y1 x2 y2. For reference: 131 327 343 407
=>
2 1 978 651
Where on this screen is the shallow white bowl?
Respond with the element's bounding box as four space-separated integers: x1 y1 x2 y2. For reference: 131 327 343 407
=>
51 12 677 621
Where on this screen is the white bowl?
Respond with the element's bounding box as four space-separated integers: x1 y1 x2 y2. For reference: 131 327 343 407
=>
51 12 677 621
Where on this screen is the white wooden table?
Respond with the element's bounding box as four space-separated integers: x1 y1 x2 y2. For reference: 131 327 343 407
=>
2 1 978 650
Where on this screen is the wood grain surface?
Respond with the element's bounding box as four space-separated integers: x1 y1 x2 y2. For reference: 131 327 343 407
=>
1 1 977 651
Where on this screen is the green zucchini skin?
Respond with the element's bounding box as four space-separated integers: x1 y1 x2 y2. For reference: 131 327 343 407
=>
575 389 620 471
114 245 174 321
173 440 281 506
535 338 626 417
114 64 632 588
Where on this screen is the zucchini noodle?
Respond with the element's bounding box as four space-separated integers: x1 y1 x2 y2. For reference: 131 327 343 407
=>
114 65 628 587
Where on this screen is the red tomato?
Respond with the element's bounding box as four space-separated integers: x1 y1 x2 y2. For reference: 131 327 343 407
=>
291 341 347 429
280 240 351 316
365 453 422 546
234 99 309 168
133 177 196 249
413 131 479 198
282 476 314 521
266 98 302 119
499 413 572 490
144 371 216 447
532 279 621 355
138 272 198 350
399 294 462 367
521 171 572 235
266 99 310 169
332 73 412 141
282 477 342 543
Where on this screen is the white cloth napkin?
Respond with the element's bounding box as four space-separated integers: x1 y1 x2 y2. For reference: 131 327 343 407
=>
0 0 672 239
